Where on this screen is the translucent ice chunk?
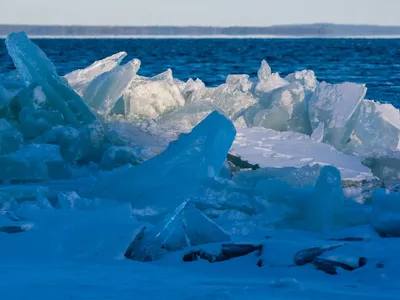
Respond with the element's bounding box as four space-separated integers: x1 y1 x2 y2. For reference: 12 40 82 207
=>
5 32 97 126
285 70 317 92
254 60 288 95
156 101 222 133
308 82 366 150
182 78 206 102
306 166 345 232
125 201 230 261
65 52 127 95
253 106 291 131
244 81 311 133
83 58 141 115
225 74 253 93
92 111 236 217
352 100 400 156
257 60 272 82
123 69 185 119
371 189 400 237
190 84 256 118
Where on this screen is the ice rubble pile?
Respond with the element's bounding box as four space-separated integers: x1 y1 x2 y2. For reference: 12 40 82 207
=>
64 37 400 183
2 32 400 263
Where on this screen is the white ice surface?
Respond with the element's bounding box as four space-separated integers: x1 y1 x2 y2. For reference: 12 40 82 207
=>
231 127 374 181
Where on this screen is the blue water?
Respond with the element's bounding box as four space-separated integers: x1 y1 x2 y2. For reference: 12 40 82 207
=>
1 38 399 106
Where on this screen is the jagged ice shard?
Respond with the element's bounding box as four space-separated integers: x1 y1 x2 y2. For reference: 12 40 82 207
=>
65 52 127 96
5 32 97 126
123 69 185 119
83 57 141 115
90 111 236 218
308 82 367 150
124 202 230 262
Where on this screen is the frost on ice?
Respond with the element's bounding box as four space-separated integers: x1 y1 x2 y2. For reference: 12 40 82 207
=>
3 32 400 268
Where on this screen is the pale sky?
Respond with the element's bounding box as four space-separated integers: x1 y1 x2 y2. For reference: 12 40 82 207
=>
1 0 399 26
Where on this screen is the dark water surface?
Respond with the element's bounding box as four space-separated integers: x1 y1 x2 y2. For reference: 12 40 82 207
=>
0 38 399 106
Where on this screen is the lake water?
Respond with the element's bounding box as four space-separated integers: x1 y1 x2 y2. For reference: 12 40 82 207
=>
1 38 399 106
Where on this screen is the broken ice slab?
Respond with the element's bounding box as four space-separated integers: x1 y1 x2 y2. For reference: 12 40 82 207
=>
65 52 127 96
350 100 400 157
256 82 312 134
83 59 140 115
305 166 345 232
284 70 317 92
5 32 97 126
371 189 400 237
0 119 23 155
90 111 236 217
254 60 288 96
123 69 185 120
362 155 400 183
257 60 272 82
0 144 71 183
308 82 367 150
225 75 254 93
124 201 230 262
184 77 256 118
83 58 140 115
230 127 375 183
104 118 165 155
156 101 223 135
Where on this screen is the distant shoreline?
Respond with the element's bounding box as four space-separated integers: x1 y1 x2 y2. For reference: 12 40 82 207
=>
2 35 400 39
1 24 400 37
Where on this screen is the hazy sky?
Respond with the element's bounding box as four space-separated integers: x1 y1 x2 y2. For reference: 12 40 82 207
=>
1 0 400 26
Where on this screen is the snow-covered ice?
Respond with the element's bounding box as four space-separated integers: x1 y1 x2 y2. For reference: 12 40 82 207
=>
231 127 374 182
